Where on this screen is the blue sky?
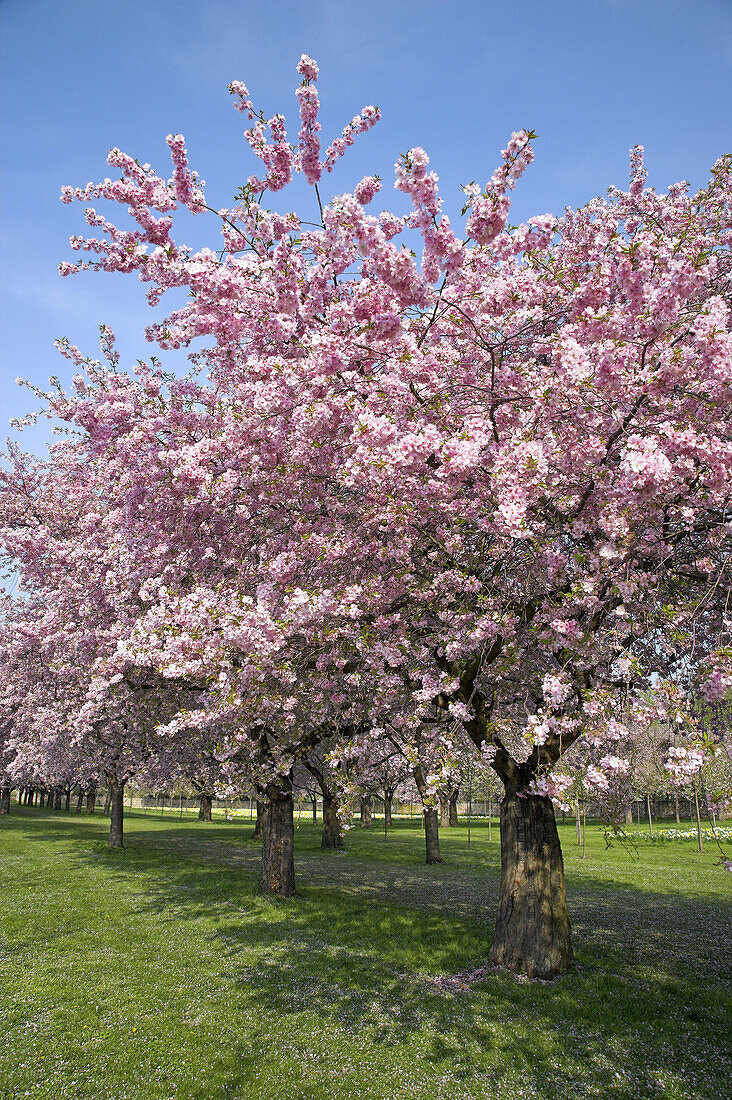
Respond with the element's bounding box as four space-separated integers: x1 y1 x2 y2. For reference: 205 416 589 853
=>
2 0 731 454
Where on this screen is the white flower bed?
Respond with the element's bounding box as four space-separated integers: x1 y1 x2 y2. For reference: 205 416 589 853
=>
630 827 732 842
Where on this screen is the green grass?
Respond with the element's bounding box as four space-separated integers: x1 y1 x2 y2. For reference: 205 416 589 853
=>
1 807 730 1100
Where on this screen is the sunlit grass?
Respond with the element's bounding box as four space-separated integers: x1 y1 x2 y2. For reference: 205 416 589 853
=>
2 806 730 1100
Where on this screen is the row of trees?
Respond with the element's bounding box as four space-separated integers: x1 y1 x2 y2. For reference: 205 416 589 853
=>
7 702 727 841
2 55 731 978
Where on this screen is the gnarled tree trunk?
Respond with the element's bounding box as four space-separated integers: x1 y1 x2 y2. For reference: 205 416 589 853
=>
64 786 72 812
54 787 63 810
86 783 97 814
321 792 344 849
490 791 572 979
359 794 372 828
108 779 125 849
75 786 84 813
424 807 443 863
259 776 296 897
198 793 213 821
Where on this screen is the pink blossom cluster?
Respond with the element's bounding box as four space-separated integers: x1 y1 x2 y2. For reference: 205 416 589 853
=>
354 175 381 206
664 746 707 786
324 106 380 173
465 129 534 244
166 134 197 209
295 54 322 185
525 773 574 811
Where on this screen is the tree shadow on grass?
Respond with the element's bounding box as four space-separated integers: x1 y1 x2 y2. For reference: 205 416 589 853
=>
9 811 732 1100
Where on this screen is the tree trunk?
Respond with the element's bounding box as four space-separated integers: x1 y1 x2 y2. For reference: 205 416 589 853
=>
198 793 213 821
449 790 460 827
439 794 449 828
0 787 10 815
54 788 63 811
384 794 393 828
321 793 344 849
490 792 573 979
674 794 681 824
64 786 72 812
424 807 443 863
86 783 97 814
259 777 296 898
646 792 653 835
103 790 111 815
108 779 125 849
359 795 372 828
625 806 633 826
693 784 703 852
311 797 318 824
252 800 263 839
76 787 84 813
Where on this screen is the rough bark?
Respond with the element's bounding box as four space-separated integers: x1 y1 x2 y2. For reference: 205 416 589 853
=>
251 800 263 840
321 793 344 849
75 787 84 813
384 794 393 828
198 793 213 821
108 779 125 849
0 787 11 815
424 807 443 863
359 795 373 828
490 792 573 979
259 777 296 897
86 783 97 814
64 786 72 812
54 788 63 811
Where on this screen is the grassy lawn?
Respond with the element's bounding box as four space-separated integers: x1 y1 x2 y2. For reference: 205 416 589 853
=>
1 807 730 1100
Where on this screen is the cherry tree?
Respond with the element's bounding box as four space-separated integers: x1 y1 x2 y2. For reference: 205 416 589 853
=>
27 53 732 975
0 436 204 848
